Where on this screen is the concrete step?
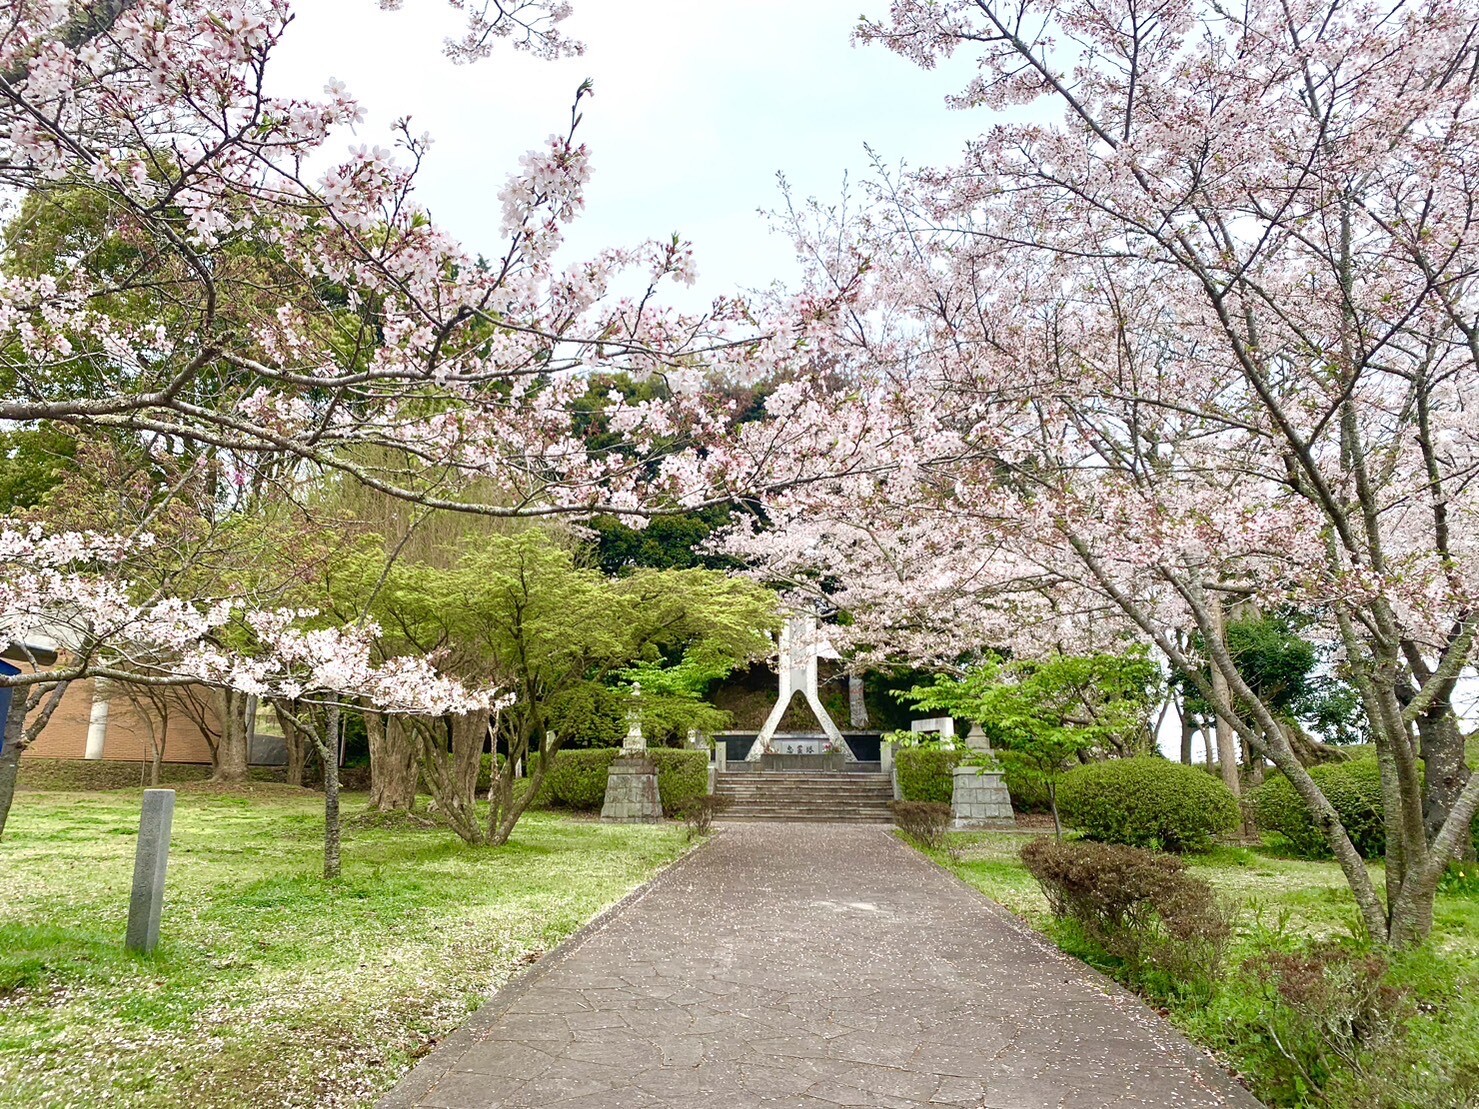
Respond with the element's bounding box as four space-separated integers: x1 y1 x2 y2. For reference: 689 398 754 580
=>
713 770 897 823
721 814 893 823
712 786 887 792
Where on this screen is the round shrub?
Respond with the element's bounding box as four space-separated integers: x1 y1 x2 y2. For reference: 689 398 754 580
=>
1251 759 1386 859
1057 757 1240 853
896 746 960 803
647 749 709 815
543 748 619 809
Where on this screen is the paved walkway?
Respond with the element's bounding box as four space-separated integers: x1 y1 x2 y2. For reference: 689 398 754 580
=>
381 824 1259 1109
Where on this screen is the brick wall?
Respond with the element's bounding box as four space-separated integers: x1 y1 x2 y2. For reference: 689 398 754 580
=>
22 678 218 765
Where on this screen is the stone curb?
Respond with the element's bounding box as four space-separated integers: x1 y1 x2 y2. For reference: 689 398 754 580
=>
376 829 720 1108
881 829 1263 1107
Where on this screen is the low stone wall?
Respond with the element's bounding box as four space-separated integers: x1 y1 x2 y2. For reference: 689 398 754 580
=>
951 766 1015 829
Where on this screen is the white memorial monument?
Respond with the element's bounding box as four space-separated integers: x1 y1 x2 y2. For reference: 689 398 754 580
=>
746 613 855 762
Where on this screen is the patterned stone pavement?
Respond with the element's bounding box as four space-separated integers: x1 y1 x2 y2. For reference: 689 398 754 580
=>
379 823 1260 1108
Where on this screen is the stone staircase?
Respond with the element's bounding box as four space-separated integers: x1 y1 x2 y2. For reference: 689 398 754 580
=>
714 771 895 823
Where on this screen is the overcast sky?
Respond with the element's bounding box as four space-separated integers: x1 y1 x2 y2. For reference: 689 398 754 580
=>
272 0 982 301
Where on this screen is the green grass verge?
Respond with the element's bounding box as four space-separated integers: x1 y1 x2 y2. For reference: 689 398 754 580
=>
0 787 692 1107
925 831 1479 1107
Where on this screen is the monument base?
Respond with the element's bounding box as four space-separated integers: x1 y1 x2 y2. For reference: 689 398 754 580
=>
951 766 1015 829
601 756 663 823
760 751 845 773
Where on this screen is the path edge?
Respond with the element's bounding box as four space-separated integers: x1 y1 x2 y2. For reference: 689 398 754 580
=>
376 828 721 1109
879 828 1264 1107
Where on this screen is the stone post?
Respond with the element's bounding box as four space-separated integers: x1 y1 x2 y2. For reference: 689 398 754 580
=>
910 716 955 740
125 789 175 954
622 682 645 754
965 722 991 753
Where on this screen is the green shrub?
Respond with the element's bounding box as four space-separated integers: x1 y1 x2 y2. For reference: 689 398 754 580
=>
1192 940 1413 1106
539 747 708 815
896 746 960 803
1021 837 1232 997
676 794 729 839
542 748 619 809
1000 755 1051 812
1252 757 1479 861
647 749 709 815
1057 757 1239 853
1250 759 1386 859
890 800 952 847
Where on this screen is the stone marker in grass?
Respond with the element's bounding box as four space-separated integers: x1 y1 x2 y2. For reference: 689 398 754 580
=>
125 788 175 955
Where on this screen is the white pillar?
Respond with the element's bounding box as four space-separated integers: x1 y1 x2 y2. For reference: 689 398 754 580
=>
84 684 111 760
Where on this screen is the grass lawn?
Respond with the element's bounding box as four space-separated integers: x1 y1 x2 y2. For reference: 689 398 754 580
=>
928 830 1479 1107
0 786 693 1108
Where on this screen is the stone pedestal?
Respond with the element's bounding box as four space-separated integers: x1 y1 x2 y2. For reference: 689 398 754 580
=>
601 757 663 823
951 766 1014 829
761 751 844 773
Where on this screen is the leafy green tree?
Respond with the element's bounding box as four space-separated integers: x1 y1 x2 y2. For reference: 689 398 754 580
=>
337 532 778 845
1176 611 1368 764
613 645 739 744
899 649 1161 836
0 424 75 513
587 507 739 573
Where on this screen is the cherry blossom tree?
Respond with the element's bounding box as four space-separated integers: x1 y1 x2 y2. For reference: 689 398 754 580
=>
0 523 497 870
733 0 1479 948
0 0 869 837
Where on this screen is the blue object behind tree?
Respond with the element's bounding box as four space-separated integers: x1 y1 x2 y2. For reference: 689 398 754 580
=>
0 661 18 754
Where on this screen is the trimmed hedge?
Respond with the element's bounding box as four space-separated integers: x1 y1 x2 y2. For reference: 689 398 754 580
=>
896 746 960 803
893 745 1043 811
1057 757 1240 853
648 749 709 814
540 747 708 815
543 748 620 808
1250 759 1387 859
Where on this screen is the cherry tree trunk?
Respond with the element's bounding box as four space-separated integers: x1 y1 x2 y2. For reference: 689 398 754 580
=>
1208 601 1241 796
322 705 342 880
0 730 21 841
213 688 250 783
489 725 549 847
1418 709 1474 860
450 712 484 812
0 684 63 840
367 711 418 811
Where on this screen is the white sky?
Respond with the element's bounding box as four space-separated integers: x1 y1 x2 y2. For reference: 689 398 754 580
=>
272 0 982 301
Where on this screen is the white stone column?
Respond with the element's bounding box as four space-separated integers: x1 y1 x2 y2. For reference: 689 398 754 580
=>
84 681 112 761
